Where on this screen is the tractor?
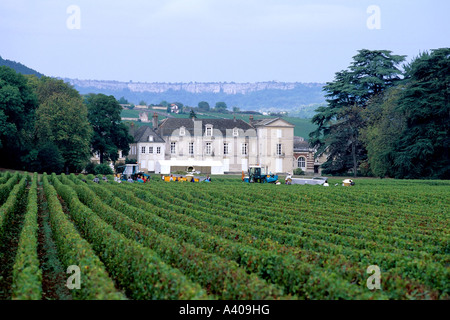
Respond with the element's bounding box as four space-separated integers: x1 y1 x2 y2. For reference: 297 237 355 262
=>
117 164 150 181
242 165 279 184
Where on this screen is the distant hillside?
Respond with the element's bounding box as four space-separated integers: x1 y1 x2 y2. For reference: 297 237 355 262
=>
0 56 325 117
64 78 326 116
0 56 44 78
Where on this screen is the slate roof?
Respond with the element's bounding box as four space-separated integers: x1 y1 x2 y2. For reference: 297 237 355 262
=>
157 118 254 136
251 117 294 127
132 125 165 143
293 136 312 152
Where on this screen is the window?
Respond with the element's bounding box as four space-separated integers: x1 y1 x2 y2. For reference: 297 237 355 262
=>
233 128 239 137
141 146 146 154
205 142 212 155
170 142 176 154
277 129 282 138
223 143 229 155
180 127 185 136
277 144 282 156
148 136 154 142
189 142 194 155
149 147 153 154
206 126 213 136
241 143 248 155
157 147 161 154
298 157 306 169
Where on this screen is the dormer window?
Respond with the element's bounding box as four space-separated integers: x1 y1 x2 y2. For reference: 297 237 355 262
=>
205 125 213 137
148 136 154 142
180 127 186 136
233 128 239 137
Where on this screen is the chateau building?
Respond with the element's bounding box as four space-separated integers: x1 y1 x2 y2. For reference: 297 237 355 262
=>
93 113 322 175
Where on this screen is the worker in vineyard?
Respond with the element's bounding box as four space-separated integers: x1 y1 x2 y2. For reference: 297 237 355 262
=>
93 176 99 183
205 175 211 182
285 173 292 185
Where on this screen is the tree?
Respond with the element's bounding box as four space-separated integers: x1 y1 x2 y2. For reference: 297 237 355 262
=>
215 102 228 112
35 142 65 174
360 87 407 178
35 92 93 173
189 109 197 119
391 48 450 179
198 101 210 111
118 96 129 104
0 66 38 169
85 93 134 164
310 49 406 176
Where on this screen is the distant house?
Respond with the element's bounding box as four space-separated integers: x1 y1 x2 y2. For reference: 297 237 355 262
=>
91 114 324 175
151 105 167 111
170 104 180 114
125 113 302 175
139 112 149 122
293 136 324 174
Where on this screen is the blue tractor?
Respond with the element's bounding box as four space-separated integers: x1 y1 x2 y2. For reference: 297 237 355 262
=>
242 166 279 184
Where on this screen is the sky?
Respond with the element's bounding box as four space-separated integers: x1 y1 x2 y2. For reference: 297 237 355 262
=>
0 0 449 83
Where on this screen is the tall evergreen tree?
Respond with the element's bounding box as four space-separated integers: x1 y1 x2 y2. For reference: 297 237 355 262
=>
392 48 450 179
310 49 406 176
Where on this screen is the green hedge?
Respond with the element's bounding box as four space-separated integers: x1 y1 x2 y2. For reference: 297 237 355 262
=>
0 174 27 237
42 173 125 300
53 174 208 300
0 172 20 205
63 174 285 299
11 173 42 300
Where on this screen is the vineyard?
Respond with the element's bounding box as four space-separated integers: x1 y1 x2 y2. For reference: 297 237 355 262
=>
0 171 448 300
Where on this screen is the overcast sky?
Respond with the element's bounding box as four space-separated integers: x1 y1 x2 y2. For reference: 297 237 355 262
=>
1 0 448 83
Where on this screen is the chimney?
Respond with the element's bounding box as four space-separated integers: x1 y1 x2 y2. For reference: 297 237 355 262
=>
129 122 136 138
249 115 254 125
152 112 158 129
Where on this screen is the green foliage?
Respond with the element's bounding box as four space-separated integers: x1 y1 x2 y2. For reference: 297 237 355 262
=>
391 48 450 179
0 175 27 237
311 49 406 176
0 170 448 299
52 174 208 299
67 177 284 299
42 173 126 300
0 172 20 205
85 93 133 164
0 66 39 169
125 158 137 164
214 101 228 112
197 101 210 111
93 163 114 175
360 87 406 178
293 168 305 175
11 173 42 300
36 92 92 173
117 96 129 104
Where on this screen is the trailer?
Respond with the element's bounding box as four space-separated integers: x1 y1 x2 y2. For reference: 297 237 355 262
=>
287 176 329 186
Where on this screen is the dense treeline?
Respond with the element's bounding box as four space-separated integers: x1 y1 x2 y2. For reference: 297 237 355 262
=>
0 67 133 173
310 48 449 179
